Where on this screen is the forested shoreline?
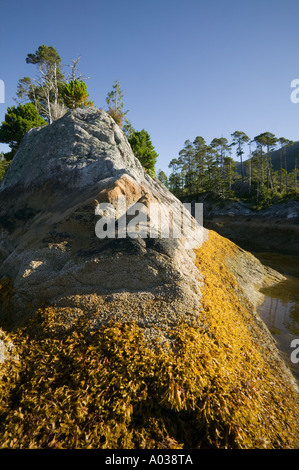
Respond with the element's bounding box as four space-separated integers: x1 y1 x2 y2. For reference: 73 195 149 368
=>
158 131 299 209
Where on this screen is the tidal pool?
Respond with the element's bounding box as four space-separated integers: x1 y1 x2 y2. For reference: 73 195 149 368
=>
253 252 299 383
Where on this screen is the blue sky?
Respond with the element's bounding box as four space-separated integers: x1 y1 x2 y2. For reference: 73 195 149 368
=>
1 0 299 174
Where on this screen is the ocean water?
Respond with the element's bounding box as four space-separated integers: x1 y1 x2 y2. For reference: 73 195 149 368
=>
254 252 299 383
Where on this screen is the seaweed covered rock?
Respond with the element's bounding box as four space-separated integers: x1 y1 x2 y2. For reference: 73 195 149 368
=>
0 108 298 449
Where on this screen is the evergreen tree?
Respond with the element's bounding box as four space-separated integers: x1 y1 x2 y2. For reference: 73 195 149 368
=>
230 131 249 182
205 146 219 192
128 129 158 177
168 158 183 197
253 134 267 193
259 132 277 190
63 80 94 109
278 137 288 193
0 103 47 160
123 120 135 139
178 140 195 194
17 45 66 123
193 136 208 193
0 153 10 181
157 169 168 188
223 156 236 193
210 137 231 197
277 138 293 194
105 80 128 128
16 46 92 123
168 172 183 197
295 154 299 193
254 132 277 191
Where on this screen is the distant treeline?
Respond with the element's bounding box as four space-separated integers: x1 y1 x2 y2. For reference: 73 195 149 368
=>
158 131 299 206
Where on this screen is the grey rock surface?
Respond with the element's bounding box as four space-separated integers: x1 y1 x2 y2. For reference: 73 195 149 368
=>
1 108 143 190
0 108 206 333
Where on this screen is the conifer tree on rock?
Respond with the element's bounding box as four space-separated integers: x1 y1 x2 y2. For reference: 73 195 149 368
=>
63 80 94 109
105 79 128 128
17 45 65 124
128 129 158 178
0 103 46 160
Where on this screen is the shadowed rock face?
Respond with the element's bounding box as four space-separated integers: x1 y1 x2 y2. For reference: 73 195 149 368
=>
0 108 206 334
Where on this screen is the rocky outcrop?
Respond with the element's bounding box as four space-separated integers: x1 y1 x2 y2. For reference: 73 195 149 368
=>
0 108 286 333
0 108 205 335
0 108 298 449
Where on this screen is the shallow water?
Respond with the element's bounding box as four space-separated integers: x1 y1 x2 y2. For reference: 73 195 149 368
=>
253 252 299 383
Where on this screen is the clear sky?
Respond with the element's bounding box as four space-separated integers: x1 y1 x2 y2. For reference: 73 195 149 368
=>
1 0 299 174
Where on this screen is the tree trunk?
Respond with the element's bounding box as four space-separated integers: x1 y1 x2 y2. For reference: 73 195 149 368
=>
239 142 244 182
268 149 274 192
284 148 288 194
249 158 252 194
280 149 283 193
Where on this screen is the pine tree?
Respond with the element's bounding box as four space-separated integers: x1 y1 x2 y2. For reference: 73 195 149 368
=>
178 140 195 195
193 136 207 193
210 137 231 197
105 80 128 128
63 80 94 109
0 153 10 181
129 129 158 177
231 131 249 182
223 156 236 194
278 138 294 194
157 169 168 188
168 158 183 197
0 103 47 160
205 146 218 192
295 154 299 193
17 45 66 124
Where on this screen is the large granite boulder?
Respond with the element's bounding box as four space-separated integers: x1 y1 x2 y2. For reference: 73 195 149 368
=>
0 107 297 449
0 108 205 334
